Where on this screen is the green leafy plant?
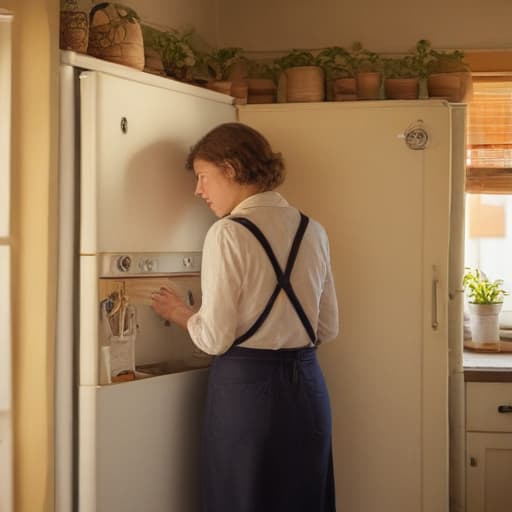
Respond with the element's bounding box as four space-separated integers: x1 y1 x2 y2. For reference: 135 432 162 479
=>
153 28 198 78
348 41 381 73
274 49 321 71
463 267 508 304
427 47 469 74
382 55 420 79
205 47 243 80
413 39 435 79
317 46 355 79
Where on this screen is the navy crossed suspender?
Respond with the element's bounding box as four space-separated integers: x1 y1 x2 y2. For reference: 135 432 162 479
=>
229 213 317 346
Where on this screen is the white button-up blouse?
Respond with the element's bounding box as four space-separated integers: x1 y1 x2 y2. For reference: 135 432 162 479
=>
187 191 339 355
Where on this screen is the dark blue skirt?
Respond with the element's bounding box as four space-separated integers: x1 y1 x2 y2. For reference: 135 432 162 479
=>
201 346 336 512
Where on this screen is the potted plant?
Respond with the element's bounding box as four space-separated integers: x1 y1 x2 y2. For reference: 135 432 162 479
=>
204 46 243 95
463 267 508 343
274 49 325 102
245 59 278 104
347 41 382 100
382 55 420 100
317 46 357 101
427 47 472 102
149 28 198 81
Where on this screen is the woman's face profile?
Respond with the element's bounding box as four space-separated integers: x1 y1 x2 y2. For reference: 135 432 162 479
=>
193 158 243 217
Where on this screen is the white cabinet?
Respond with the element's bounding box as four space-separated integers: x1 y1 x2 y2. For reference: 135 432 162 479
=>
466 382 512 512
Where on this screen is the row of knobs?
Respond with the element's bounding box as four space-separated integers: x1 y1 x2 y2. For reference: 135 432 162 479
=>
116 255 194 272
116 256 155 272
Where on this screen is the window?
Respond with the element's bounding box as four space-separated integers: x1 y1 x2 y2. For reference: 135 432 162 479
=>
465 76 512 315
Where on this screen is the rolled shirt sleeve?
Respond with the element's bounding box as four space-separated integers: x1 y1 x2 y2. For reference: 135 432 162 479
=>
187 221 243 355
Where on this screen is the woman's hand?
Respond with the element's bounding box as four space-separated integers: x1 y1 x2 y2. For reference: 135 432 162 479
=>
151 286 194 330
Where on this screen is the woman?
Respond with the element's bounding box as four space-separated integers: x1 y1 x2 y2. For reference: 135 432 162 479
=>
151 122 339 512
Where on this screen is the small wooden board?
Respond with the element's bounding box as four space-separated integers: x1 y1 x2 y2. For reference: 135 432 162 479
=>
464 340 512 353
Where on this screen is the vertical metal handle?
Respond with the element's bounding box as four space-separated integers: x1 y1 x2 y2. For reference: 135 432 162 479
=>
432 276 439 330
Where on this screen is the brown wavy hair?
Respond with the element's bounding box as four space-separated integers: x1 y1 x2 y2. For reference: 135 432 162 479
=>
185 122 285 191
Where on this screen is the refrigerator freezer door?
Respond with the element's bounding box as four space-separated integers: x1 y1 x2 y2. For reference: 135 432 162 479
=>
79 369 208 512
79 71 236 254
238 100 454 512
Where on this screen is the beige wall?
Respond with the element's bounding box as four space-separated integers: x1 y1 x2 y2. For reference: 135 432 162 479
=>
64 0 219 46
7 0 59 511
134 0 218 46
9 1 512 512
216 0 512 53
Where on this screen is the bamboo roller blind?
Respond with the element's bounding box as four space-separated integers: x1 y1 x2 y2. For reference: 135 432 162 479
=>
467 77 512 194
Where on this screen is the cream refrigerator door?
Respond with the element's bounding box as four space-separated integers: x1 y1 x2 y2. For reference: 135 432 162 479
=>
80 71 236 254
239 100 453 512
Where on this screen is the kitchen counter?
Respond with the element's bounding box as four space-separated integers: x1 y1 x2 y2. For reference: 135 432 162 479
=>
464 345 512 381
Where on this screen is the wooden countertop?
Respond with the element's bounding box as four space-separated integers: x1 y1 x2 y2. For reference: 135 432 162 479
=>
464 345 512 381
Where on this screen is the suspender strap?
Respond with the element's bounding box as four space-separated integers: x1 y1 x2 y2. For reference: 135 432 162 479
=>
230 213 316 345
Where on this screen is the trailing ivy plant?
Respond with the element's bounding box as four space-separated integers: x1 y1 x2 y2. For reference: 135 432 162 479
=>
463 267 508 304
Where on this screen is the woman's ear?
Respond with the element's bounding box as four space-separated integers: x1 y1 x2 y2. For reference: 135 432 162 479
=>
224 162 236 180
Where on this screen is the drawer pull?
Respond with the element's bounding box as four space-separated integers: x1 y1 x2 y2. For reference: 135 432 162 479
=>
498 405 512 413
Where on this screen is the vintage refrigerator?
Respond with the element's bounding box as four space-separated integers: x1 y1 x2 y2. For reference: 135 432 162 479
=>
239 101 466 512
57 50 466 512
57 51 236 512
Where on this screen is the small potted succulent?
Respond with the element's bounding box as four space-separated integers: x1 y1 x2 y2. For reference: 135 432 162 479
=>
274 49 325 103
463 267 508 343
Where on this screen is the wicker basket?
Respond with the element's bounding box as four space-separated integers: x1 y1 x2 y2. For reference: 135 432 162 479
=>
87 3 144 71
285 66 324 103
60 10 89 53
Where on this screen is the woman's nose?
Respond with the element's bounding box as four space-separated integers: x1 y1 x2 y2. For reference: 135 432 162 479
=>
194 180 202 196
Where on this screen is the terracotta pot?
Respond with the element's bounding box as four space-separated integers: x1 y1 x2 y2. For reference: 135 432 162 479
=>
384 78 419 100
333 78 357 101
60 10 89 53
334 78 357 95
285 66 325 102
206 80 232 95
356 71 381 100
247 78 276 104
87 3 145 71
427 72 473 102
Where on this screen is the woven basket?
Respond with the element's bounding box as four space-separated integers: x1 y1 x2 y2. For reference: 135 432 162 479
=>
60 10 89 53
88 3 144 71
285 66 324 103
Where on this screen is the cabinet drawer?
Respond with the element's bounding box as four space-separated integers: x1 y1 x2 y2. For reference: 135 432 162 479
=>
466 382 512 432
